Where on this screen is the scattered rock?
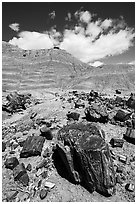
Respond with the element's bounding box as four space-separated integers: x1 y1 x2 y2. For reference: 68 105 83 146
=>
40 125 53 140
123 128 135 144
2 141 6 152
44 181 55 189
39 188 48 200
26 163 32 171
110 138 124 148
116 166 123 173
74 100 85 108
13 163 29 186
115 90 121 94
54 122 116 196
41 171 48 179
2 92 32 114
6 190 19 201
36 158 49 170
125 183 135 192
20 136 45 158
114 109 131 122
5 157 19 170
127 93 135 109
85 104 108 123
119 155 127 164
66 112 80 121
30 112 37 119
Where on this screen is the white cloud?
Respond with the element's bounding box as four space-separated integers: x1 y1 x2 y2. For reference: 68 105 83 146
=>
8 10 135 63
85 21 102 40
79 11 91 24
101 19 112 29
9 31 54 50
89 61 104 67
9 23 20 32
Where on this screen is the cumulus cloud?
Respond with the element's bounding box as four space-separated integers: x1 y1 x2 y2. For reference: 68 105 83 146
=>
79 11 92 23
9 23 20 32
9 31 54 50
49 11 56 20
89 61 104 67
8 10 135 63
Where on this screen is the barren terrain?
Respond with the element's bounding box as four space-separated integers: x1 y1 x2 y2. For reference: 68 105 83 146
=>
2 42 135 202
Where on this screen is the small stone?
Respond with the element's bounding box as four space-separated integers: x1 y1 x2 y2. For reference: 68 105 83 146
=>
116 175 122 184
41 171 48 179
30 112 37 119
66 112 80 121
36 158 49 170
36 168 43 177
125 183 135 192
116 166 123 173
2 141 6 152
5 157 19 170
44 181 55 189
119 155 127 164
26 163 32 171
39 188 48 200
40 126 53 140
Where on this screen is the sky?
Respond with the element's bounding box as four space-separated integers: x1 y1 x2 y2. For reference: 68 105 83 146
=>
2 2 135 66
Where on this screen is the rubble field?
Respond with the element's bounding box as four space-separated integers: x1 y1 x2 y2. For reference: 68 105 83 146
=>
2 89 135 202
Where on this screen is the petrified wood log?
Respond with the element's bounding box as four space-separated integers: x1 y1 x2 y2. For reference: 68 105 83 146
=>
54 122 116 196
85 104 108 123
20 136 45 158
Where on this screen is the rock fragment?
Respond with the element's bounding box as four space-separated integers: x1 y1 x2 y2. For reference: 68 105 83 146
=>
2 141 6 152
5 157 19 170
39 188 48 200
66 112 80 121
20 136 45 158
40 125 53 140
110 138 124 148
13 163 29 186
85 104 108 123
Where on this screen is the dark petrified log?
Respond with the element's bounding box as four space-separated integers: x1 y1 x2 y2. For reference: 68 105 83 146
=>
85 104 108 123
114 109 132 122
54 122 116 196
20 136 45 158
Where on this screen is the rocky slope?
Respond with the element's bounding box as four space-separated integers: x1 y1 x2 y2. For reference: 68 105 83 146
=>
2 41 135 94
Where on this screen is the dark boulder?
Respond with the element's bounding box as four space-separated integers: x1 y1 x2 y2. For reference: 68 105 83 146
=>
110 138 124 148
127 93 135 109
114 110 132 122
2 92 32 114
5 157 19 170
123 127 135 144
20 136 45 158
115 90 121 94
66 112 80 121
85 104 108 123
40 126 53 140
13 163 29 186
74 100 85 108
53 122 116 196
